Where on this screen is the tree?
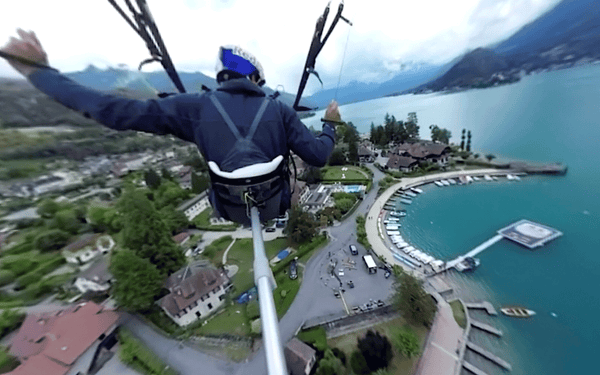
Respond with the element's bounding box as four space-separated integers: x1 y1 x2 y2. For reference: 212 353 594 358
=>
183 152 208 172
370 122 376 144
52 209 84 234
37 199 61 218
350 351 370 375
154 180 190 209
285 206 318 244
303 166 322 184
117 188 185 275
460 129 466 150
315 349 345 375
144 169 161 190
485 154 496 162
405 112 420 142
392 268 436 326
328 149 347 166
429 125 452 144
357 330 394 372
33 229 70 252
393 327 420 358
335 198 354 214
160 206 190 235
191 172 210 194
160 166 173 181
87 206 121 233
466 130 472 152
110 250 163 311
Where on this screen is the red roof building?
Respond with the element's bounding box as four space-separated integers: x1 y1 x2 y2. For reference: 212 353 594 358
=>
7 302 120 375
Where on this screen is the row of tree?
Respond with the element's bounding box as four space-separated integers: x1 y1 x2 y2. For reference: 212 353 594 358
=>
369 112 420 147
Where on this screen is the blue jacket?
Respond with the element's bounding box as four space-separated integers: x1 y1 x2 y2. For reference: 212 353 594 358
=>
28 70 335 171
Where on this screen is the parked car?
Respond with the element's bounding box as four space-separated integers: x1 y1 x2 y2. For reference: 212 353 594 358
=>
289 260 298 280
349 245 358 255
384 270 391 278
265 227 276 232
334 290 341 298
377 300 385 307
338 269 344 277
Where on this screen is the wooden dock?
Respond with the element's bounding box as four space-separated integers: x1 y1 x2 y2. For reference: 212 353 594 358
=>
464 301 497 315
470 320 503 336
466 342 512 371
463 361 489 375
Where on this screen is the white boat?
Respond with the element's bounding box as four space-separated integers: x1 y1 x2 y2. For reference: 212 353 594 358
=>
387 231 401 236
514 175 521 181
507 174 515 180
410 188 423 194
484 175 493 181
441 180 450 186
473 176 480 181
466 176 474 183
448 178 457 185
404 246 415 253
400 199 412 205
454 257 480 272
492 176 498 181
434 181 444 187
501 307 536 318
458 176 468 184
404 191 417 198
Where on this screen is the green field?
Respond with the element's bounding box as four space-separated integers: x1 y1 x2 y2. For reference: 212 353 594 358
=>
322 166 369 181
450 300 467 328
327 317 429 375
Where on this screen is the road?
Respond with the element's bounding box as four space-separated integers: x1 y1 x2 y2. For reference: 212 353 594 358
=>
122 162 391 375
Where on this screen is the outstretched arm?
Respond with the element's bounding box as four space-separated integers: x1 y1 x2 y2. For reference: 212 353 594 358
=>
1 29 195 142
282 101 341 167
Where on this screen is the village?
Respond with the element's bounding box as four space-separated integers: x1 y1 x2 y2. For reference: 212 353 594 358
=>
0 115 499 375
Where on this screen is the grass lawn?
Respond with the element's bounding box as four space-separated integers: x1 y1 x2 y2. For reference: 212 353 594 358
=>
226 238 289 295
327 317 429 375
194 303 250 336
273 266 303 318
0 158 50 180
192 207 238 231
205 236 235 264
449 300 467 329
322 166 369 181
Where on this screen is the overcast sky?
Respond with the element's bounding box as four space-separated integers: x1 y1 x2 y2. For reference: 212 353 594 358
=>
1 0 561 94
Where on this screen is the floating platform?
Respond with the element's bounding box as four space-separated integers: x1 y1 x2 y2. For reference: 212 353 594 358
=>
463 361 489 375
466 342 512 371
470 320 503 336
498 219 563 249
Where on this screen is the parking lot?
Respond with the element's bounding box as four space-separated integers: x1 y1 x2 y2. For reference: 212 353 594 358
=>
316 241 395 314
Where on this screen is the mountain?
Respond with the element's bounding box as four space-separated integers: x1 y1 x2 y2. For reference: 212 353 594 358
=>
421 0 600 92
306 64 442 108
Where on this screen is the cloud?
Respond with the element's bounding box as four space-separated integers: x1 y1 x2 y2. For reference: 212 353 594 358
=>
0 0 562 94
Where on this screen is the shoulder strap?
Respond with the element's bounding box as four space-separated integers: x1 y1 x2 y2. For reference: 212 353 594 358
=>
208 94 243 140
246 98 270 140
208 94 270 142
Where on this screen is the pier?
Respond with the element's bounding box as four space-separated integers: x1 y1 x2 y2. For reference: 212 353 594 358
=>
464 301 497 315
466 342 512 371
443 235 503 271
463 361 489 375
470 320 503 336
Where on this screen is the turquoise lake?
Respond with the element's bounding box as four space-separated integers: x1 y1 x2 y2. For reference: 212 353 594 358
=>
306 64 600 374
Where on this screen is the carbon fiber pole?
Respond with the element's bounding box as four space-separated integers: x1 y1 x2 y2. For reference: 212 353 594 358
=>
250 206 287 375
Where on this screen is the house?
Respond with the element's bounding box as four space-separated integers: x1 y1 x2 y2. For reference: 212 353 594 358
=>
74 257 112 294
302 185 333 213
386 154 419 172
62 233 115 266
291 180 310 206
159 265 232 326
176 191 209 221
358 146 375 163
391 142 451 167
30 171 83 196
285 338 317 375
7 301 120 375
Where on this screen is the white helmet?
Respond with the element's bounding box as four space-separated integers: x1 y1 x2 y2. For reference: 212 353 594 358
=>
216 45 266 86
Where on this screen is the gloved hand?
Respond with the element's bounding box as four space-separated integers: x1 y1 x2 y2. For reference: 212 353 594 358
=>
1 29 48 77
323 100 343 124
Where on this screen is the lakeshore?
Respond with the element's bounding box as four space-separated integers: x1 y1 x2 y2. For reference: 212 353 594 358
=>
365 167 564 375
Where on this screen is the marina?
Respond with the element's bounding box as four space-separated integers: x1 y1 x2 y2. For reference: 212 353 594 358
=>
470 320 503 336
466 342 512 371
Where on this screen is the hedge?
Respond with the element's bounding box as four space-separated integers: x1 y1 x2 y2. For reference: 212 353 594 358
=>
16 271 43 288
0 271 16 287
118 328 178 375
272 235 328 275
